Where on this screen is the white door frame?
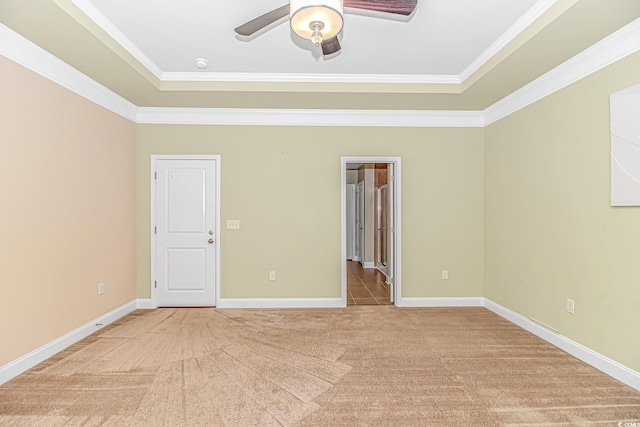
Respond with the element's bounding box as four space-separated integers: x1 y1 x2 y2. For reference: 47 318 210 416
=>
150 155 221 308
341 157 402 307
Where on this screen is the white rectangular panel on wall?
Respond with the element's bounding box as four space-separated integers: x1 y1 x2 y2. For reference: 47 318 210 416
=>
610 83 640 206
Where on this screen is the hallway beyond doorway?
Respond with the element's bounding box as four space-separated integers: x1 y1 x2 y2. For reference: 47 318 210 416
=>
347 261 392 306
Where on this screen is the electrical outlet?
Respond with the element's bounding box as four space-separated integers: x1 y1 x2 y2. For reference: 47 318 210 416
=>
566 298 575 314
269 271 276 281
441 270 449 280
227 220 240 230
98 282 105 295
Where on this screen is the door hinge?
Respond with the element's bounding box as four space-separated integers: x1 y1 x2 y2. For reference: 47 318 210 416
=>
154 226 157 234
154 171 157 180
154 281 157 288
391 277 395 285
391 175 395 182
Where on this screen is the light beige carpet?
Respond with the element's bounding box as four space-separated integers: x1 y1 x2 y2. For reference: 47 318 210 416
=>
0 307 638 426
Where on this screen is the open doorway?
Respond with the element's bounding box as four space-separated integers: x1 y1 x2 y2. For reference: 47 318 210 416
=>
342 157 402 307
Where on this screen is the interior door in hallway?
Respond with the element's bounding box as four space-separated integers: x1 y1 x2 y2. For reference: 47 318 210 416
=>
376 185 389 271
155 158 216 307
357 181 365 264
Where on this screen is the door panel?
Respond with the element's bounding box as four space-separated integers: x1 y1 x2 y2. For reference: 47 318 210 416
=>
346 184 356 260
167 169 206 233
375 186 389 269
167 249 206 291
357 181 365 265
156 159 216 307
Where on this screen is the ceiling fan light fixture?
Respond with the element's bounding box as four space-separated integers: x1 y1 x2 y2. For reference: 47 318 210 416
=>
290 0 343 45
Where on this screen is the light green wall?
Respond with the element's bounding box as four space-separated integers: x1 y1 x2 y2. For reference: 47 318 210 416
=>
484 51 640 372
137 126 485 300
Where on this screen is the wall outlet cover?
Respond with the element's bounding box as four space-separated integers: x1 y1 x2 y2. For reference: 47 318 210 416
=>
566 298 575 314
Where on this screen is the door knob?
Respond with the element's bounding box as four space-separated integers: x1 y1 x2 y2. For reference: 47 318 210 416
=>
208 239 214 244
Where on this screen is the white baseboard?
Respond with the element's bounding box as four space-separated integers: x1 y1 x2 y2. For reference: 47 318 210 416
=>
362 262 375 269
483 298 640 392
136 298 154 309
216 298 344 309
0 299 138 386
399 297 483 308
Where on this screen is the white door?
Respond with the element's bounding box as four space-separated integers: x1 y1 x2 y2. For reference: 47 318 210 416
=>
155 158 216 306
346 184 356 260
357 181 365 265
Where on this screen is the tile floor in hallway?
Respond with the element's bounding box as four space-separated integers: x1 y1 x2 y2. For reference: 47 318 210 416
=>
347 260 392 305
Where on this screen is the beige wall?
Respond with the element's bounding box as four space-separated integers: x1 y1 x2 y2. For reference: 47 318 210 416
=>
137 126 485 299
0 56 137 367
484 51 640 372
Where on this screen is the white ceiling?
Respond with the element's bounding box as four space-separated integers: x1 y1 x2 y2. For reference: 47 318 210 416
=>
82 0 540 78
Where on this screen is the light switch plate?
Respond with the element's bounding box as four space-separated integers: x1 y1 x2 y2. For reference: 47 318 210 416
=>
227 220 240 230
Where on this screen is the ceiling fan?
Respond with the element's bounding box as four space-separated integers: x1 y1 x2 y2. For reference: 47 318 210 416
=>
234 0 418 56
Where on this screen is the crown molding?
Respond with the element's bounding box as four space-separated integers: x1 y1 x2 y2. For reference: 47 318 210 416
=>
0 23 478 128
459 0 558 83
2 16 640 128
0 23 138 122
67 0 164 79
137 107 485 127
484 16 640 126
161 71 461 86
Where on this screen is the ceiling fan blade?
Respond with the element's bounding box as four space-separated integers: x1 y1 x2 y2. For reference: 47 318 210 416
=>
344 0 417 16
321 37 341 55
234 4 289 36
